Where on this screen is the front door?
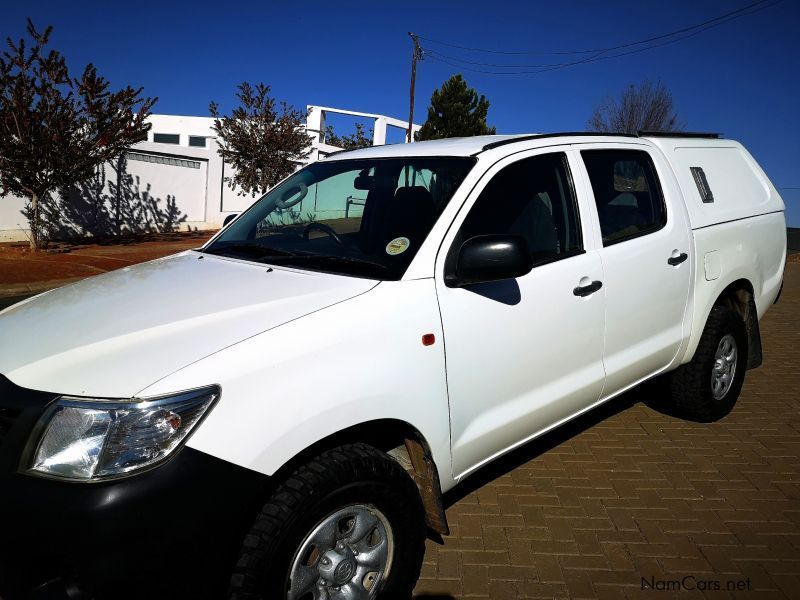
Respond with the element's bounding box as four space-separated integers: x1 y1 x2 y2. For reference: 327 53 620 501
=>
436 150 607 478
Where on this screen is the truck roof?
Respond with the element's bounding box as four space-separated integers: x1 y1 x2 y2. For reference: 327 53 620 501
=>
322 134 525 160
322 131 722 161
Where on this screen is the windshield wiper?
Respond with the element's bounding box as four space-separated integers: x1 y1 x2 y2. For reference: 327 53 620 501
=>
205 244 389 273
256 253 389 271
304 254 389 271
203 242 297 259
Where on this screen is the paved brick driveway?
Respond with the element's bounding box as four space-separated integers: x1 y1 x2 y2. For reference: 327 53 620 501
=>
415 262 799 599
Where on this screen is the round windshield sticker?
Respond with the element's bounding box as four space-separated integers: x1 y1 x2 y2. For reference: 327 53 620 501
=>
385 236 411 256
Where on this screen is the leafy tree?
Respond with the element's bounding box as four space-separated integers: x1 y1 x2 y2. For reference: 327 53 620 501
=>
324 122 372 150
0 19 156 248
210 82 311 197
588 80 685 134
416 74 495 141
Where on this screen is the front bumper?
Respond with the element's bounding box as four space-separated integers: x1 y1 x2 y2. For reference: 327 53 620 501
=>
0 376 269 599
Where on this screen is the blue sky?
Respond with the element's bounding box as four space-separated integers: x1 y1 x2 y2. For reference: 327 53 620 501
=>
6 0 799 226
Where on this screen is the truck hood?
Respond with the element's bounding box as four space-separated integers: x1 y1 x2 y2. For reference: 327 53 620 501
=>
0 251 377 397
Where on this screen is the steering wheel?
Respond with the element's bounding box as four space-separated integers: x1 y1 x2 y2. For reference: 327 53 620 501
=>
302 222 345 246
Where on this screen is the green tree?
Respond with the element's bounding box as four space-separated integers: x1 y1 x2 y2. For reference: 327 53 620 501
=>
0 19 156 248
324 122 372 150
210 83 311 197
415 74 495 141
588 80 685 134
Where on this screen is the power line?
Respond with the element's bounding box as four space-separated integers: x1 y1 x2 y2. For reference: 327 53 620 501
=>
423 0 781 75
423 1 779 76
418 0 777 57
424 15 749 76
424 0 779 71
419 0 783 75
425 10 764 75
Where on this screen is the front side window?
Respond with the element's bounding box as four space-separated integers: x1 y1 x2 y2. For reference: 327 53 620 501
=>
457 152 582 265
204 157 475 280
581 149 666 245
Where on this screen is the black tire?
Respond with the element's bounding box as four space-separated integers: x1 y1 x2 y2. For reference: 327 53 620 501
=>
669 305 748 422
228 443 426 600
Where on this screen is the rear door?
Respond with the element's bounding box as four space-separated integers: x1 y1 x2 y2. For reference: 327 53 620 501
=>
575 145 692 396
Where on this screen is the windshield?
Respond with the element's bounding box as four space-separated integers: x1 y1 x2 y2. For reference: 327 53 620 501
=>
204 157 475 279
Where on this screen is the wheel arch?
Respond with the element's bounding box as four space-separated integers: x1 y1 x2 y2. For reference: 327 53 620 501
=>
713 278 762 369
687 277 762 369
267 418 450 537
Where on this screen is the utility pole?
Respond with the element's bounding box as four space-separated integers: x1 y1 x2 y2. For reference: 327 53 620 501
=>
407 32 422 143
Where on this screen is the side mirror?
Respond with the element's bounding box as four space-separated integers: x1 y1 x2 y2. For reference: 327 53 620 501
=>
222 214 238 227
446 235 533 288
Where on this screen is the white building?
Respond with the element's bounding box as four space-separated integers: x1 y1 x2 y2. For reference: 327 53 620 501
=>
0 106 420 243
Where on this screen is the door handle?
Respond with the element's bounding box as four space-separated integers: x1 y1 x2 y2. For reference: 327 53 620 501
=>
668 252 688 266
573 280 603 297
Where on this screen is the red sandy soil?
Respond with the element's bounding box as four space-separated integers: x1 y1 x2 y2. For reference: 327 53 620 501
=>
0 231 215 290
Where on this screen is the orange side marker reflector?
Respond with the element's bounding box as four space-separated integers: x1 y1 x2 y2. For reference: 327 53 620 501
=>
422 333 435 346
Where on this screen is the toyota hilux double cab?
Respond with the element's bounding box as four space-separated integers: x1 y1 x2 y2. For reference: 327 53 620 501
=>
0 132 786 599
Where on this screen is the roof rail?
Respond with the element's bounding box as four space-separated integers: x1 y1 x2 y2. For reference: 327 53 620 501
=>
637 131 721 139
319 147 351 159
480 131 638 153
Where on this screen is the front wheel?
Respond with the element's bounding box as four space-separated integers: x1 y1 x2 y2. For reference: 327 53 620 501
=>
228 443 426 600
669 305 749 422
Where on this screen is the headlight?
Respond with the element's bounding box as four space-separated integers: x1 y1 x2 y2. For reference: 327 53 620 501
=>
27 385 219 481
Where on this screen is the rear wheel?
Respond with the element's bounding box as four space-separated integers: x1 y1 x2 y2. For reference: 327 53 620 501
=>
669 305 748 422
228 443 425 600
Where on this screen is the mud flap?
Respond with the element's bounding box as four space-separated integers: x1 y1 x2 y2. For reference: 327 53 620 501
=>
745 297 763 369
404 438 450 536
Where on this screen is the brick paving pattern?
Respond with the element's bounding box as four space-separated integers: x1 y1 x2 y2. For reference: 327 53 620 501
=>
415 262 800 599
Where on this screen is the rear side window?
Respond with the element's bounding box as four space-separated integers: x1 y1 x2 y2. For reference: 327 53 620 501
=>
460 152 582 265
581 150 666 245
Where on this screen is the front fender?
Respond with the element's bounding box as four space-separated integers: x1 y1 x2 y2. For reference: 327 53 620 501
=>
137 278 456 491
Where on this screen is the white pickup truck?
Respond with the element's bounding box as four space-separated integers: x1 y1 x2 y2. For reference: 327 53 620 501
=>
0 132 786 599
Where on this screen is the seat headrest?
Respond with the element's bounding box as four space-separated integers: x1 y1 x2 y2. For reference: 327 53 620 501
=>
394 186 434 207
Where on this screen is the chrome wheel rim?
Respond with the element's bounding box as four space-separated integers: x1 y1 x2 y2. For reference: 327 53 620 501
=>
711 334 738 400
287 504 394 600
